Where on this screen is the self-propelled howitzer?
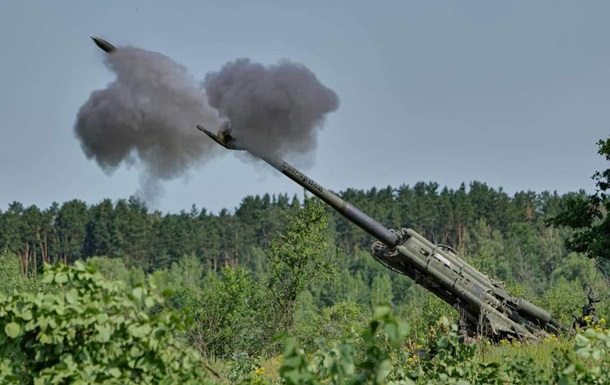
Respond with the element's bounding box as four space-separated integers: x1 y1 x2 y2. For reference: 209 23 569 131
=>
199 125 568 342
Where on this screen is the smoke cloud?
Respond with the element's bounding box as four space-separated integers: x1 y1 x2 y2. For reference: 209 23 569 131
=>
75 46 222 203
75 45 339 204
203 58 339 159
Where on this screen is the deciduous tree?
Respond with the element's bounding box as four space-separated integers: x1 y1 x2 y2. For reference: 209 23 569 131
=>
547 137 610 262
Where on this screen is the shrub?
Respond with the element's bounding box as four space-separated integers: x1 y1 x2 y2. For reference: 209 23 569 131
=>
0 262 214 384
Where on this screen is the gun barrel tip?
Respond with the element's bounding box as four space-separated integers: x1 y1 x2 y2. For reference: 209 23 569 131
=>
196 125 213 135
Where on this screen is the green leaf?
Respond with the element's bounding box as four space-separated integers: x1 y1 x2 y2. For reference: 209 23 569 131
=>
95 325 111 343
374 305 391 319
41 273 54 284
108 367 121 378
129 324 152 338
144 297 155 308
592 349 602 360
5 322 20 338
375 358 392 384
74 260 86 271
575 333 589 346
25 320 36 331
562 364 575 375
55 272 68 284
133 287 143 301
39 332 52 344
65 288 78 304
38 316 48 330
21 309 33 321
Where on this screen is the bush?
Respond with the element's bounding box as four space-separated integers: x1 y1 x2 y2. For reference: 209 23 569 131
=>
0 249 36 295
0 262 214 384
178 266 265 358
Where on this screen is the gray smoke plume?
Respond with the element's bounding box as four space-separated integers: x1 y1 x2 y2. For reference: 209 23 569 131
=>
203 58 339 160
74 46 222 203
75 46 339 204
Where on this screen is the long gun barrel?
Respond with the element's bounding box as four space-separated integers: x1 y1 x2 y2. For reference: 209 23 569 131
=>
198 125 569 341
257 153 400 248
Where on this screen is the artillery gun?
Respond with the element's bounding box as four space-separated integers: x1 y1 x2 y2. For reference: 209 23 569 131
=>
199 124 571 342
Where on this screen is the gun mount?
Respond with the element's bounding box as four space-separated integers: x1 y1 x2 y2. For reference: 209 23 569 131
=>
199 124 569 342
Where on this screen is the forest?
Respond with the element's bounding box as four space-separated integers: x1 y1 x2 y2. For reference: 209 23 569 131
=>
0 136 609 384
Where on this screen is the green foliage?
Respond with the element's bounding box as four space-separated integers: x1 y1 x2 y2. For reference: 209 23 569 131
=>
481 337 571 382
395 289 456 347
311 257 372 308
278 305 411 385
150 254 204 294
0 248 35 295
555 328 610 384
292 301 368 353
269 307 610 385
226 353 265 383
370 275 393 308
548 136 610 261
85 256 131 283
178 265 264 358
412 318 503 384
267 196 335 332
465 219 508 281
539 278 590 327
0 262 213 384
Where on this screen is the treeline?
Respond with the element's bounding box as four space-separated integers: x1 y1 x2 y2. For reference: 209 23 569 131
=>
0 181 584 284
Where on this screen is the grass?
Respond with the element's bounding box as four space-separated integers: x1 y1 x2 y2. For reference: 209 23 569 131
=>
478 336 573 375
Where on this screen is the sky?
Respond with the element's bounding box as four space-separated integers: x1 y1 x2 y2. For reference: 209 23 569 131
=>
1 0 609 215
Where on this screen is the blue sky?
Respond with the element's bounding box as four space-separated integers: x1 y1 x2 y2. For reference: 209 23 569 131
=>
1 0 609 214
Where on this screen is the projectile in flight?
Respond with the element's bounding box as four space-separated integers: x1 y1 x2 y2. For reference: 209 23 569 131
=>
91 36 116 53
